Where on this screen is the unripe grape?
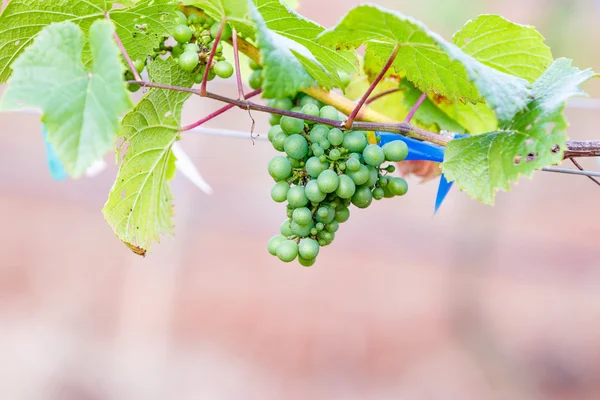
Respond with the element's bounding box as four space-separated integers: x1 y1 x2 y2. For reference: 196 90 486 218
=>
363 144 386 167
299 94 320 107
292 207 313 226
329 149 341 161
291 220 313 237
214 60 234 78
309 125 329 143
386 165 396 173
299 238 320 260
271 181 290 203
326 220 339 233
173 24 193 43
312 144 325 157
249 59 261 70
280 220 293 237
175 11 188 25
193 71 204 84
373 187 385 200
287 186 309 208
328 128 344 146
335 174 356 199
319 139 331 150
383 140 409 162
178 51 199 72
276 240 299 262
284 134 309 160
187 13 201 25
268 125 283 142
338 71 351 88
346 157 361 172
269 114 282 126
249 69 263 89
317 230 333 243
301 103 320 120
343 131 368 153
268 156 292 181
210 22 233 41
317 170 339 193
268 235 286 256
305 180 327 203
346 164 370 186
335 207 350 223
378 176 388 188
365 166 379 187
319 105 339 121
268 97 294 111
133 59 145 73
351 186 373 208
316 222 325 231
388 177 409 196
271 132 287 152
288 157 302 168
171 44 185 58
306 157 329 178
298 256 316 267
183 43 200 53
280 116 305 135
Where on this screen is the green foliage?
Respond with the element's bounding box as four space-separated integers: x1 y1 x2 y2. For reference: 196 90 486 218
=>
453 15 553 83
102 58 194 253
0 0 177 83
443 59 595 204
182 0 256 38
0 20 132 177
318 4 532 123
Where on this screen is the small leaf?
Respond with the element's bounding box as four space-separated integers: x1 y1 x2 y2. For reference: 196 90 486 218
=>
102 58 194 253
318 4 531 123
248 0 315 98
453 14 553 83
0 20 133 177
442 58 595 204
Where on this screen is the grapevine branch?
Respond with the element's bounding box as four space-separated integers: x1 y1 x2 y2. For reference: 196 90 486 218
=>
569 158 600 186
404 93 428 124
365 88 402 105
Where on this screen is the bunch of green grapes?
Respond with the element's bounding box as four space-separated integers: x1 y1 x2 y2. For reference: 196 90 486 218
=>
169 11 235 83
266 101 410 266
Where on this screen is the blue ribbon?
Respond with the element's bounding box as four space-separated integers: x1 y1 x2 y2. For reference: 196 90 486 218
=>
42 125 68 181
377 132 467 213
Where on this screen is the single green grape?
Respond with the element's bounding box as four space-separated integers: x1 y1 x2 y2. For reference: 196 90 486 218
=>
269 114 282 126
284 134 309 160
386 165 396 173
187 13 201 25
346 164 370 186
316 222 325 231
305 157 329 178
287 186 309 208
346 158 361 172
268 156 292 181
317 207 329 221
173 24 193 43
291 220 313 237
378 176 388 188
249 69 263 89
351 186 373 209
133 59 145 73
305 180 327 203
335 207 350 223
343 131 368 153
280 220 293 237
335 174 356 199
268 97 294 111
382 140 409 162
268 235 286 256
183 43 200 53
298 238 320 260
317 170 340 193
388 177 409 196
311 144 325 158
271 181 290 203
373 187 385 200
175 11 188 25
299 94 320 107
319 105 339 121
292 207 313 226
280 116 305 135
171 44 185 58
365 166 379 187
301 103 320 120
309 125 329 143
329 149 341 161
271 132 287 152
276 240 299 262
210 22 233 41
298 256 316 267
214 60 234 78
249 60 261 70
328 128 344 146
317 230 333 243
208 40 224 54
288 157 302 169
338 71 351 88
363 144 386 167
268 125 284 142
127 83 140 93
326 220 339 233
319 139 331 151
178 51 199 72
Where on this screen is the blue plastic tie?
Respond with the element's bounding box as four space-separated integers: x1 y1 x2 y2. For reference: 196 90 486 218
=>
377 132 467 214
42 125 68 181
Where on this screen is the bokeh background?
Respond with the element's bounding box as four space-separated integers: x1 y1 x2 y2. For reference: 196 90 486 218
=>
1 0 600 399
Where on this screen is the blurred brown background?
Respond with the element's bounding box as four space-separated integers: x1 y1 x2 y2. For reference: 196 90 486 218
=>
1 0 599 399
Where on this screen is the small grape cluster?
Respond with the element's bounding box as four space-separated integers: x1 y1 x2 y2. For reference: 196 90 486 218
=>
266 95 410 266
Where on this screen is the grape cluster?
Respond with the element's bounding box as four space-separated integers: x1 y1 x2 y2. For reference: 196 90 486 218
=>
266 96 410 266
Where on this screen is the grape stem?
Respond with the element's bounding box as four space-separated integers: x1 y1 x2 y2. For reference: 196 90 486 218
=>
365 88 402 105
129 79 600 158
403 93 428 124
106 13 142 82
200 18 227 96
569 158 600 186
231 28 245 100
343 44 400 129
180 89 262 132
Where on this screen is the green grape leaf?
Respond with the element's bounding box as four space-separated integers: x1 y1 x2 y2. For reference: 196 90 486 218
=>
253 0 357 89
442 58 595 204
0 0 176 83
318 4 531 124
248 0 315 98
181 0 256 38
103 58 194 254
0 20 133 177
453 14 553 83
